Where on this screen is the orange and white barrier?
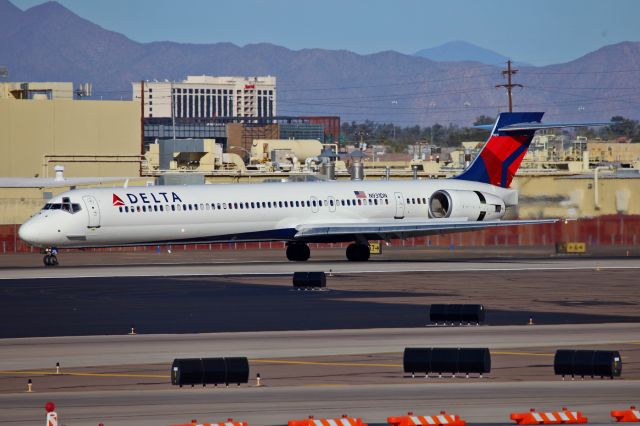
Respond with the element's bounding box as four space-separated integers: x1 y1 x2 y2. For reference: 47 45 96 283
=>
172 418 248 426
511 408 588 425
288 415 366 426
44 401 57 426
611 406 640 422
388 411 466 426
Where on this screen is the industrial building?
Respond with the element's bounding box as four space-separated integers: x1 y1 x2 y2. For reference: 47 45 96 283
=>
0 83 141 178
133 75 276 119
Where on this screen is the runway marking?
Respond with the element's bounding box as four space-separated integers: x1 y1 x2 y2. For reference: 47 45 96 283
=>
251 352 554 368
2 263 640 280
492 351 554 357
0 370 169 379
251 359 401 368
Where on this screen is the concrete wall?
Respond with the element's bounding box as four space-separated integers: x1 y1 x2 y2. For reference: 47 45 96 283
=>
0 98 141 178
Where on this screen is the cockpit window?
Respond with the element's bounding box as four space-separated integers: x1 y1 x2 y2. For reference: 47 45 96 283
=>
43 202 82 214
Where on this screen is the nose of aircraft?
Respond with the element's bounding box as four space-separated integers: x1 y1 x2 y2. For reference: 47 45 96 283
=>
18 218 47 246
18 220 38 245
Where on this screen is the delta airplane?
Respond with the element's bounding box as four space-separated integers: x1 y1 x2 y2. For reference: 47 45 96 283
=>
19 112 606 266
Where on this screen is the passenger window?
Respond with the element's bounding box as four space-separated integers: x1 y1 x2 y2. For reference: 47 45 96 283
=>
279 201 283 208
137 206 141 212
251 202 255 209
125 206 129 212
312 200 316 207
306 200 311 207
240 203 244 209
262 202 266 208
284 201 288 207
385 199 389 205
234 203 238 209
189 204 193 211
245 202 249 209
119 206 123 213
223 203 227 209
267 202 272 208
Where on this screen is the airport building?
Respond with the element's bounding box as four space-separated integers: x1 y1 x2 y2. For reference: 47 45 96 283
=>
132 75 276 119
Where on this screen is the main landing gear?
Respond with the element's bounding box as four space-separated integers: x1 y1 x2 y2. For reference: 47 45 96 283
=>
43 248 59 266
346 243 370 262
286 242 311 261
285 242 370 262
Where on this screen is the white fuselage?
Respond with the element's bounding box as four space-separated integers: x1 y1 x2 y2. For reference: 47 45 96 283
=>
18 179 512 249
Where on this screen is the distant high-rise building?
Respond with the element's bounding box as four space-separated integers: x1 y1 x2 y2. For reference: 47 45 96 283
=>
132 76 276 119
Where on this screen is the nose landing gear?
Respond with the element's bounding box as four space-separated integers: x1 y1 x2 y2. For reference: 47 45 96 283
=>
43 248 59 266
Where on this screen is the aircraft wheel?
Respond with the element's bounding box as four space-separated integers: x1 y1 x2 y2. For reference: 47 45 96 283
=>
286 243 310 261
346 243 370 261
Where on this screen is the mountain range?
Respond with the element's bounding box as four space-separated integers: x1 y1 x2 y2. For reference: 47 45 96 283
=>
1 0 639 126
414 41 517 65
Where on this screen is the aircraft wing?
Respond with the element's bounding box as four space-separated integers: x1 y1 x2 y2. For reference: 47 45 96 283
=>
294 218 561 241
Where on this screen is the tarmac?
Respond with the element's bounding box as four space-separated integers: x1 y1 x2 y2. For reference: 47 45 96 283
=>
0 248 638 425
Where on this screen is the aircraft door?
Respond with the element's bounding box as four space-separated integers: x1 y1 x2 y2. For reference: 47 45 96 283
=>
394 192 405 219
310 196 320 213
83 195 101 228
327 196 336 213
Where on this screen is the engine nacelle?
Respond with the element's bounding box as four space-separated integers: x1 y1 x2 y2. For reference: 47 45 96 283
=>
428 189 506 221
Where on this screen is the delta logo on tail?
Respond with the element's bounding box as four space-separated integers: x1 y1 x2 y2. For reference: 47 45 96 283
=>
113 194 125 206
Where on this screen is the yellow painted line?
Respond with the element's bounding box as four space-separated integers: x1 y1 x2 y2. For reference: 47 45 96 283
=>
251 359 401 368
0 370 168 379
492 351 555 357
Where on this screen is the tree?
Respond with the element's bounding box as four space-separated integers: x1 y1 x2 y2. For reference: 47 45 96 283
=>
605 116 638 140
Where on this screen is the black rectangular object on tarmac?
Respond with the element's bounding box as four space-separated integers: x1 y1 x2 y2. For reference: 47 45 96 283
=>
554 350 622 378
429 304 484 323
172 356 250 386
292 271 326 288
171 358 203 387
225 357 250 384
202 357 226 385
403 347 490 375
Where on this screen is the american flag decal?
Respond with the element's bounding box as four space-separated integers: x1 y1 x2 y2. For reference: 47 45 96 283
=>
354 191 367 199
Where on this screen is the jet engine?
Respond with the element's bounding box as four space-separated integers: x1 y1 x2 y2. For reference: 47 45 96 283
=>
428 189 506 221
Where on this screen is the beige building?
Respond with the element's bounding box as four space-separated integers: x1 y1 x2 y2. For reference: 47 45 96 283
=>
587 141 640 164
133 75 276 119
0 97 141 178
0 82 74 100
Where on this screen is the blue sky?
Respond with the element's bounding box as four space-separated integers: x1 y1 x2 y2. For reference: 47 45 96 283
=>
12 0 640 65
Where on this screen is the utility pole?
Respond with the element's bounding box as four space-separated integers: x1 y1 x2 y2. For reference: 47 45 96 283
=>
496 60 523 112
